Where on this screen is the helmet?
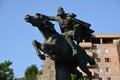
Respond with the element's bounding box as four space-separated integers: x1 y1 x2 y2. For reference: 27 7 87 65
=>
57 7 65 15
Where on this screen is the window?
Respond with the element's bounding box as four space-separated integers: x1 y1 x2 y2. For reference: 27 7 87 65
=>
104 48 108 54
105 58 110 62
98 77 102 80
96 58 101 62
107 77 111 80
95 48 100 54
106 67 110 72
98 68 102 72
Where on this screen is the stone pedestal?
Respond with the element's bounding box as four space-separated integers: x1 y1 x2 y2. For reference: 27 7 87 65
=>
39 58 71 80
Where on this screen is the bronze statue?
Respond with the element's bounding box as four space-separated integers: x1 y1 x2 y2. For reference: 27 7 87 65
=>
24 11 95 80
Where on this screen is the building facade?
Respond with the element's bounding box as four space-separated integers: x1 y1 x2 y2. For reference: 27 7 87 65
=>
79 34 120 80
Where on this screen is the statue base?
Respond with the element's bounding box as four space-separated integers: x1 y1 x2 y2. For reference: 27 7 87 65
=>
38 58 71 80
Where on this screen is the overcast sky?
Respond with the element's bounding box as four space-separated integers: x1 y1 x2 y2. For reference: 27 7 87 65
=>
0 0 120 78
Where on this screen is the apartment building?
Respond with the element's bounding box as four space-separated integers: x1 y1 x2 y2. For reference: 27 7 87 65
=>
79 34 120 80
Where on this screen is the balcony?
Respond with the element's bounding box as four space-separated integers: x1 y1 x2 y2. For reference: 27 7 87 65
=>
79 42 92 48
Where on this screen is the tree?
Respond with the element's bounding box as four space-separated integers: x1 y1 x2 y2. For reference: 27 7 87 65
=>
24 64 38 80
38 70 43 75
0 60 14 80
13 77 25 80
71 73 77 80
71 73 88 80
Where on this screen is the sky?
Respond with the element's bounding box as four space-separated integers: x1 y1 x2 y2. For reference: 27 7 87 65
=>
0 0 120 78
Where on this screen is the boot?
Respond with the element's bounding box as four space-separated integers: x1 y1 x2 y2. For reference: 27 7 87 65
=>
67 38 78 56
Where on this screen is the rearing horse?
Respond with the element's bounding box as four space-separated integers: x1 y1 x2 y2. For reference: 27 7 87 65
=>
24 14 95 80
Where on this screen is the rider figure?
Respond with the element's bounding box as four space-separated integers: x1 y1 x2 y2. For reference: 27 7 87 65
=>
38 7 93 56
47 7 80 56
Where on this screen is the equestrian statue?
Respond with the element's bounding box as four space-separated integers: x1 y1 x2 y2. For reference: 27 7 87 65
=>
24 7 95 80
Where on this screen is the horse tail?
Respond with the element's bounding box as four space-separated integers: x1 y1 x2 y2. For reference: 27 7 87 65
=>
88 57 96 65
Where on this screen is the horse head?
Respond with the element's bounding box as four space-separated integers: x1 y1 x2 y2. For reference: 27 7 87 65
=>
25 13 55 30
24 14 44 27
24 13 57 40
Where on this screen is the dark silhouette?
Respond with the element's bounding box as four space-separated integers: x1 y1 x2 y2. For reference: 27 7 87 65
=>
24 13 95 80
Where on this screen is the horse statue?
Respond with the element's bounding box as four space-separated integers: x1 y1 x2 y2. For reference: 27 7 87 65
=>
24 13 96 80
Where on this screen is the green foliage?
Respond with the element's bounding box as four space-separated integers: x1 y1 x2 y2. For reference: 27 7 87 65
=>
71 73 77 80
71 73 88 80
38 70 43 75
24 64 38 80
0 60 14 80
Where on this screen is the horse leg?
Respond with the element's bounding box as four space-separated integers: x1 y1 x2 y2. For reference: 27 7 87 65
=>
79 65 92 80
32 40 61 60
32 40 45 60
40 43 61 60
32 40 54 57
